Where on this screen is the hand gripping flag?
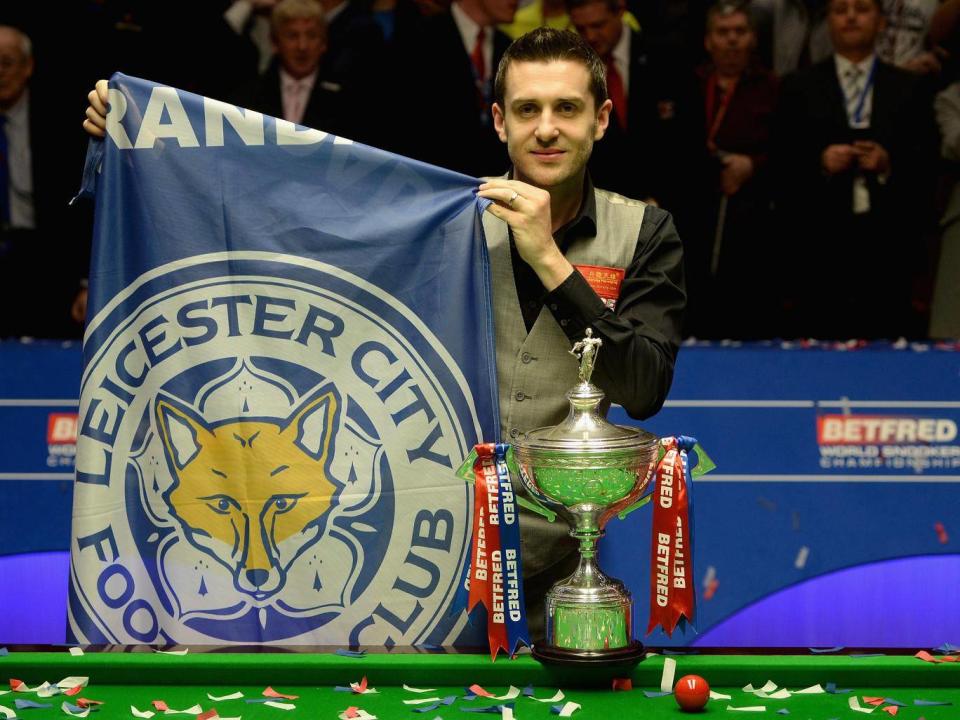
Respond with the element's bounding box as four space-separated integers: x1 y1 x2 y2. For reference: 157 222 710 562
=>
68 74 498 647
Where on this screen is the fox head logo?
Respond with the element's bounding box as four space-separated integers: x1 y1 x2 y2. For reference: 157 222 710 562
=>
155 385 342 600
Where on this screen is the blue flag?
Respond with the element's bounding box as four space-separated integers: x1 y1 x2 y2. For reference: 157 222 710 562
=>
68 73 498 646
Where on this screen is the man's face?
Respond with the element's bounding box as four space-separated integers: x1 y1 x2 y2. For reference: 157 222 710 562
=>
492 60 611 191
0 28 33 109
828 0 885 55
479 0 519 26
705 11 755 74
569 1 624 59
274 17 326 79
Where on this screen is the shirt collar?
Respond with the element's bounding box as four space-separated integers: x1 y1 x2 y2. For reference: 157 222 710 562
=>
279 68 318 91
610 22 630 73
834 53 876 81
554 173 597 248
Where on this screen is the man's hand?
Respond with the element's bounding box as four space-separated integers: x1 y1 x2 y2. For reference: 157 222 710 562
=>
83 79 109 138
71 287 88 325
853 140 891 174
901 50 943 75
822 144 857 175
477 178 573 292
719 153 754 196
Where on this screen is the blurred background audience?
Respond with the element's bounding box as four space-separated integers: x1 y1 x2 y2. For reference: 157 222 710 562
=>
0 0 954 341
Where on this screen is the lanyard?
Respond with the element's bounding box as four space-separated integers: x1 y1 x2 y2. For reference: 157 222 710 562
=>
845 58 877 126
704 73 738 151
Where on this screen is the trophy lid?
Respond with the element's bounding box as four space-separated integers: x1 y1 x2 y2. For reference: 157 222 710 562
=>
516 329 657 457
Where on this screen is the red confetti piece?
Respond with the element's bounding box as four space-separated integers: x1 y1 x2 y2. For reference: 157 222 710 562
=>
64 686 84 697
9 679 24 691
76 700 104 709
864 697 885 706
612 678 633 692
263 687 300 700
344 708 359 719
152 700 170 711
941 655 959 662
197 710 218 720
935 522 949 544
353 677 368 694
882 706 899 716
704 578 719 600
468 684 494 698
915 651 943 664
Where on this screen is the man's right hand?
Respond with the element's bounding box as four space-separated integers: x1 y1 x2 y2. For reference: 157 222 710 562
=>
83 80 109 138
821 144 856 175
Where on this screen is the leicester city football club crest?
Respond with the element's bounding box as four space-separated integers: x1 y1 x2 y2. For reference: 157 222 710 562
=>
69 252 480 646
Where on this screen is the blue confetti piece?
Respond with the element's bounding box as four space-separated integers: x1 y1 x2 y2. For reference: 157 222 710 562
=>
883 698 906 707
441 697 456 706
777 710 790 715
915 700 952 706
414 703 442 713
0 647 8 656
824 683 851 694
244 699 274 704
550 705 564 715
810 646 845 654
459 704 510 714
643 691 672 698
62 703 86 714
334 649 366 658
933 642 960 654
333 687 356 693
15 701 52 710
522 685 535 697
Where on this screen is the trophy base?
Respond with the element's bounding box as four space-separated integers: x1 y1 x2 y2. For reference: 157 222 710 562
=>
532 639 645 668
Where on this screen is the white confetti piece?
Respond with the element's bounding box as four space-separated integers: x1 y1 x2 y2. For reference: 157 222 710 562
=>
69 648 84 657
556 702 581 717
494 687 521 701
402 698 440 705
263 702 296 711
660 656 677 693
206 694 243 702
62 701 91 717
153 649 189 655
530 690 564 703
37 683 62 698
848 697 876 714
794 546 809 569
792 685 825 694
131 706 156 718
402 685 437 694
501 706 514 720
163 705 203 715
57 678 89 692
710 691 732 700
338 711 377 720
0 705 16 719
726 705 767 712
743 682 778 693
755 689 791 700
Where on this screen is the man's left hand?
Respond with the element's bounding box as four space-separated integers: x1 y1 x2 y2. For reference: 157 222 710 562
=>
719 153 754 196
854 140 891 175
478 179 573 292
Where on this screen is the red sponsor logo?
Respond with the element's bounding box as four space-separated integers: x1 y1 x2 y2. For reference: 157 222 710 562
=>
817 415 958 445
47 413 78 444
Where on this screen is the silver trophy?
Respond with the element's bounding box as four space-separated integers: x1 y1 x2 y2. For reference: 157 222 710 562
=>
513 329 658 665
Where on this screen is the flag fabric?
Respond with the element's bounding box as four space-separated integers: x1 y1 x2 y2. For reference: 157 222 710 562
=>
68 73 498 647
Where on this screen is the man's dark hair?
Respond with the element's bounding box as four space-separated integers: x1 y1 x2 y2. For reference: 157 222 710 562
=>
494 28 608 109
565 0 622 14
827 0 884 13
705 0 756 32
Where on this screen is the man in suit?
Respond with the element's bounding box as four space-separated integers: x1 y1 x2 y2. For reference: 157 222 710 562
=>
774 0 937 339
394 0 517 176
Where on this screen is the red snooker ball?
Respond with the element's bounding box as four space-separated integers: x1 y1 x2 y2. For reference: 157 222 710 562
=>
674 674 710 712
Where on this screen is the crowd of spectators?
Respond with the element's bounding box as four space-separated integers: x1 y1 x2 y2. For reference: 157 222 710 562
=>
0 0 957 341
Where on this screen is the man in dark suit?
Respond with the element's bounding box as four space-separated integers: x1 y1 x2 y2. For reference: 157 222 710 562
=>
394 0 516 176
774 0 937 339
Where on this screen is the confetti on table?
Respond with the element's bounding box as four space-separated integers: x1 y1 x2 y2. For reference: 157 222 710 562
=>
914 699 952 706
550 702 580 717
152 702 169 712
934 642 960 654
206 694 242 702
755 690 791 700
882 698 905 707
743 682 778 694
343 708 359 719
825 683 851 694
335 650 366 658
263 702 295 711
501 706 514 720
529 690 564 703
914 652 942 664
404 698 441 706
36 684 61 699
809 646 844 654
934 522 949 544
493 687 520 701
411 702 441 713
338 709 376 720
0 648 7 657
61 702 89 718
468 686 494 699
881 707 898 716
131 706 155 718
726 705 767 712
75 700 102 709
792 686 825 695
196 710 218 720
403 686 437 694
777 711 790 716
262 688 298 701
521 686 534 698
10 680 38 693
660 657 677 693
848 697 876 714
643 691 670 698
244 699 272 704
794 546 809 569
0 705 14 720
459 704 512 714
153 650 189 656
710 691 732 700
57 679 88 693
612 679 633 692
68 649 84 657
863 697 885 706
15 700 52 710
164 705 203 715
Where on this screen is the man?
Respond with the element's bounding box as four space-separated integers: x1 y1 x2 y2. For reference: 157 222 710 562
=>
232 0 371 141
393 0 517 175
567 0 704 211
0 25 88 338
774 0 937 339
83 28 684 638
689 2 778 338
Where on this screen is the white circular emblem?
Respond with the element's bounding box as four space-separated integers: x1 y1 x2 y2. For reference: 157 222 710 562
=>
70 253 479 646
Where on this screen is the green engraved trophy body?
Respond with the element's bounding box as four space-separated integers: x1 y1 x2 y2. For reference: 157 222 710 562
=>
513 329 658 665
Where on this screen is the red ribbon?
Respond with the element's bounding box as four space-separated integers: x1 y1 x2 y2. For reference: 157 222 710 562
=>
647 437 695 636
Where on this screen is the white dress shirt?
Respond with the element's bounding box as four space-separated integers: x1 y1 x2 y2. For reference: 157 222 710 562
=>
280 69 319 125
451 1 493 81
